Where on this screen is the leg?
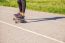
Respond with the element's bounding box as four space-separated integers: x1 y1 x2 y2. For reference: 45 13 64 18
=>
17 0 26 19
17 0 27 23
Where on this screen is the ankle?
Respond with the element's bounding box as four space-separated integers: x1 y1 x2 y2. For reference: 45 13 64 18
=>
20 12 24 16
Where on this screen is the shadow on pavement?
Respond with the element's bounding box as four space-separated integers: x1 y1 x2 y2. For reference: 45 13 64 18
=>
26 16 65 23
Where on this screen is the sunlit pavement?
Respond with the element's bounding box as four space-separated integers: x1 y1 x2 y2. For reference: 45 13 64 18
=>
0 6 65 43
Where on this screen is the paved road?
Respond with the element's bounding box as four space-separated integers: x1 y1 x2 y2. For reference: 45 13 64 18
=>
0 6 65 43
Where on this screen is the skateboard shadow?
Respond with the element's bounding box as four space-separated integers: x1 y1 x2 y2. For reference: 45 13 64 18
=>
26 16 65 23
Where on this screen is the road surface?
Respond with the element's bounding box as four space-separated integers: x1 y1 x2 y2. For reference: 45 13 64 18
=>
0 6 65 43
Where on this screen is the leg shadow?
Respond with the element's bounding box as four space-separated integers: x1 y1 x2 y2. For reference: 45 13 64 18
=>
26 16 65 23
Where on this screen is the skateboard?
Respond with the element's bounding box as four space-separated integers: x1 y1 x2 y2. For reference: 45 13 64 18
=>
13 14 27 23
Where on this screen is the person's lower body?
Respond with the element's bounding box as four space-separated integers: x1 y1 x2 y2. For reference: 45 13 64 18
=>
16 0 27 23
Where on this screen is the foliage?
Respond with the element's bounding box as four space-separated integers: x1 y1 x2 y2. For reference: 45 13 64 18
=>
0 0 65 14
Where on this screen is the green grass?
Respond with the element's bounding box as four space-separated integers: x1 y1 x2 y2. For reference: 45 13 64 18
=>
0 0 65 14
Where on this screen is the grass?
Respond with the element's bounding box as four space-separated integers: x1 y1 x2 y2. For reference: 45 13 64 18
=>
0 0 65 14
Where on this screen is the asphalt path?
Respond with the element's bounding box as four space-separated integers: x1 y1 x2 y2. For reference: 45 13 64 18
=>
0 6 65 43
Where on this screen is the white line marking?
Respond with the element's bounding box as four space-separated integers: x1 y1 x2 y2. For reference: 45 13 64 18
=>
0 20 64 43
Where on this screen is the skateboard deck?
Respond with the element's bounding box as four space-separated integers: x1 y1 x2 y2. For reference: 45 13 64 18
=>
13 14 27 23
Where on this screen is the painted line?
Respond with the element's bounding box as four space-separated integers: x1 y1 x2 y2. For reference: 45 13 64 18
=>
0 20 64 43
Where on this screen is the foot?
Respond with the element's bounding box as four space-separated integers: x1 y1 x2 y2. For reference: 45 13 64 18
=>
14 13 21 18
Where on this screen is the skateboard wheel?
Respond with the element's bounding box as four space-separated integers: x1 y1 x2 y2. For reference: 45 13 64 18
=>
13 18 16 20
15 21 18 23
